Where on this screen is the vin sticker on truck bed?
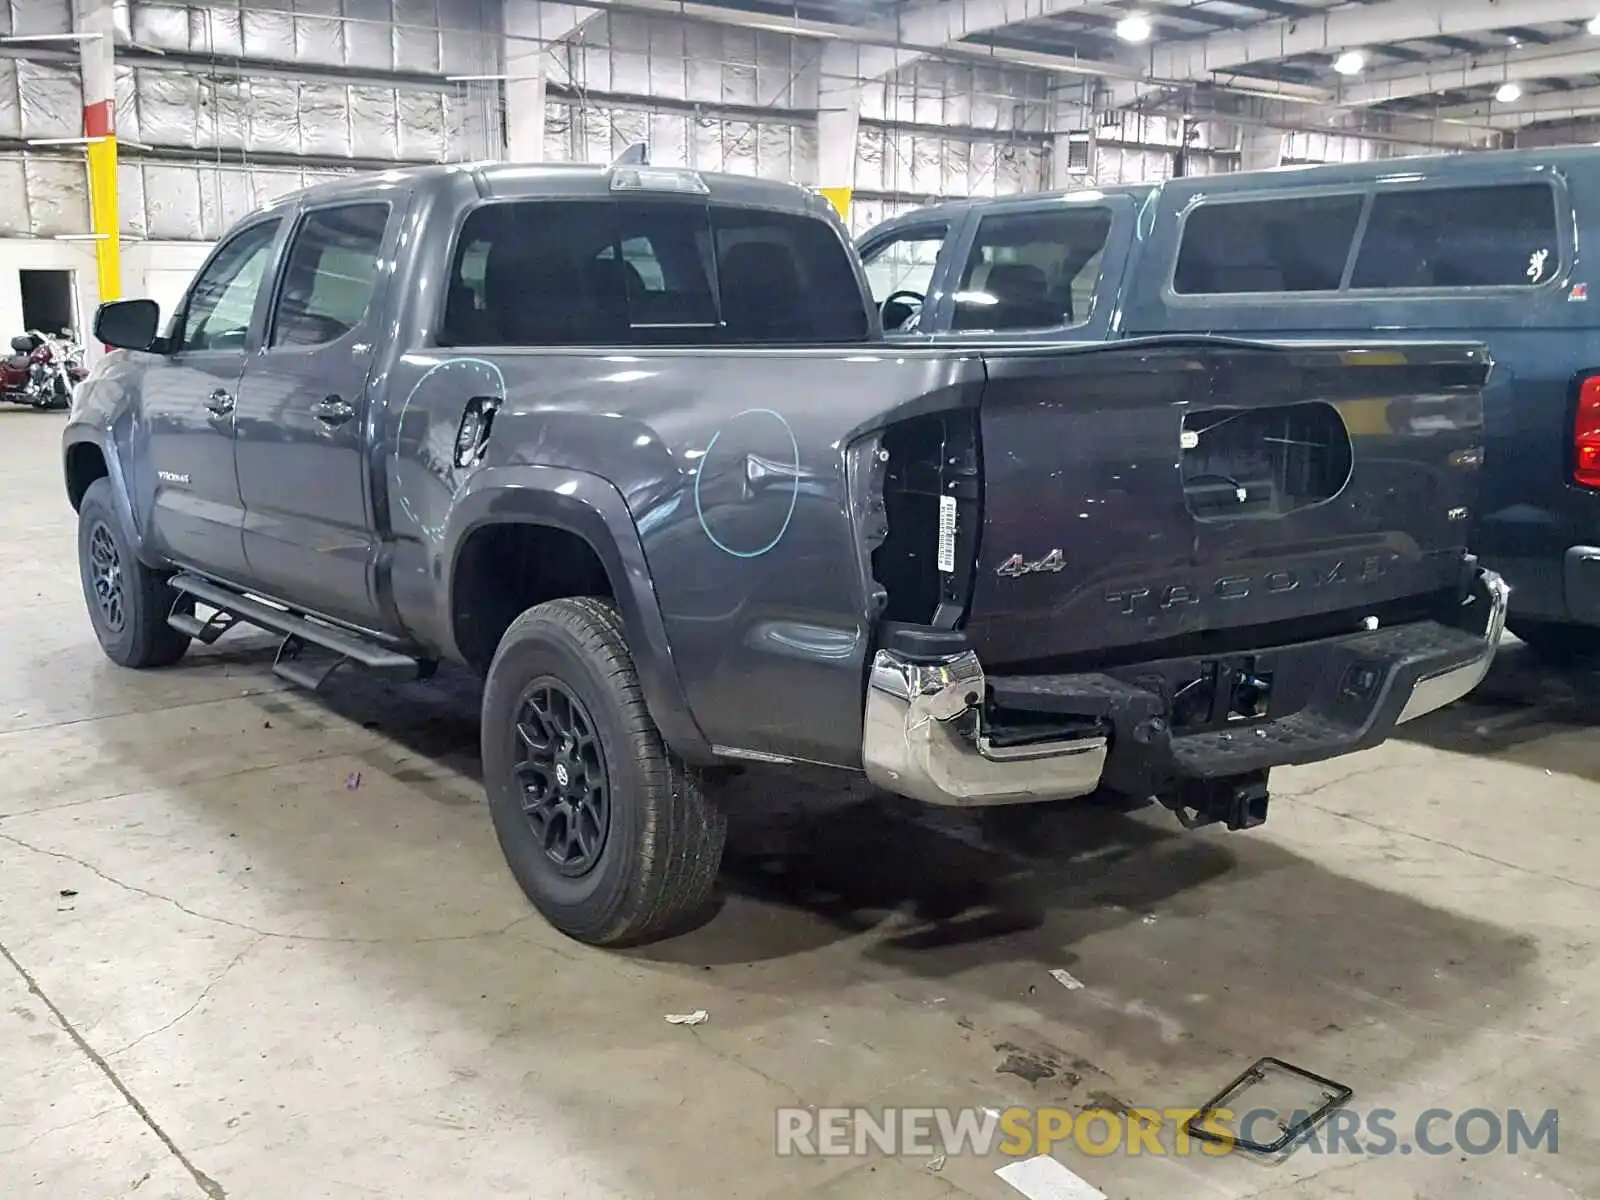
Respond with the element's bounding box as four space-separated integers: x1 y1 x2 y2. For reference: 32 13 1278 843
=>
937 494 957 573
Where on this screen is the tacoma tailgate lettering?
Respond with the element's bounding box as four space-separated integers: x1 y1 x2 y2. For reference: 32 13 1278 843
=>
1106 555 1399 617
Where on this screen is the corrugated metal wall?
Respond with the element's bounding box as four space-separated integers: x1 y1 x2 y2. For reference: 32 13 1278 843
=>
850 61 1050 231
0 1 88 236
113 0 501 239
1086 112 1232 186
0 2 1242 244
542 15 818 182
0 1 71 35
0 0 502 240
539 15 1058 233
542 14 816 179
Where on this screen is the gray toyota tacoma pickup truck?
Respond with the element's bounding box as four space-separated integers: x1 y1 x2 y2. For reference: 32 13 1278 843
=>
64 158 1507 946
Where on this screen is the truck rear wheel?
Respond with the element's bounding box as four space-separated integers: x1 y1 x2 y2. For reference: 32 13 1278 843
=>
481 597 726 945
76 478 191 669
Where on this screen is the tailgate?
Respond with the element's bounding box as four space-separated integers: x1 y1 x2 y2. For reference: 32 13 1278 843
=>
964 338 1489 668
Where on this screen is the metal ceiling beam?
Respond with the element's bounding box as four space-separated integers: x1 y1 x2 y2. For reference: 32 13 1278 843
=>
1150 93 1495 148
1338 44 1600 106
823 0 1106 80
1113 0 1600 106
563 0 1146 79
1432 81 1600 125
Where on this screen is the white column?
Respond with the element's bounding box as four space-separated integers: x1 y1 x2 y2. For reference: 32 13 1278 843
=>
505 66 547 161
817 47 862 193
502 1 597 162
1049 82 1093 191
1239 126 1284 171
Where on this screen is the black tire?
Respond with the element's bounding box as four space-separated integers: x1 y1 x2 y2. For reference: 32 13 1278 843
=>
1508 618 1600 663
35 375 69 410
76 478 191 669
481 597 725 945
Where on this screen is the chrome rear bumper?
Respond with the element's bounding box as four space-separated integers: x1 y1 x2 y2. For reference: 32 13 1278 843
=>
862 650 1106 807
1395 568 1509 723
863 568 1509 808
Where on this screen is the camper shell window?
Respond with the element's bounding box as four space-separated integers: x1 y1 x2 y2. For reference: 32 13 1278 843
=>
1171 180 1563 298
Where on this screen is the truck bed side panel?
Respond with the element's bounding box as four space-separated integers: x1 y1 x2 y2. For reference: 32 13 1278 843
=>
379 346 984 769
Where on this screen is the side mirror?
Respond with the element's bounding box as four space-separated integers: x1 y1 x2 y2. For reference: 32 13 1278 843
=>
94 299 161 352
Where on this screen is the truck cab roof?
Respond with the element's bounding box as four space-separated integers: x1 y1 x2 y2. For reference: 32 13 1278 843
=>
265 160 837 222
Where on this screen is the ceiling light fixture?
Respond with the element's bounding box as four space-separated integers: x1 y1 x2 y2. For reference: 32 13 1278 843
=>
1496 82 1523 103
1115 12 1152 43
1332 50 1366 75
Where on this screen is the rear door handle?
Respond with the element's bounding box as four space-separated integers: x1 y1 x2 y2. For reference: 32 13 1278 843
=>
205 389 234 416
312 395 356 426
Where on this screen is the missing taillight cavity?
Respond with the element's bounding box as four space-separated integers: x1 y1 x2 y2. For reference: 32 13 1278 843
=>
872 412 980 626
1182 401 1353 520
1573 375 1600 489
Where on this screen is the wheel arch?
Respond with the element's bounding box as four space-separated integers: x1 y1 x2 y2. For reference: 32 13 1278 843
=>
62 429 158 566
442 465 714 765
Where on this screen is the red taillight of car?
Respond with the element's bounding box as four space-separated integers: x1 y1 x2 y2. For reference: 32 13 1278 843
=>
1576 375 1600 489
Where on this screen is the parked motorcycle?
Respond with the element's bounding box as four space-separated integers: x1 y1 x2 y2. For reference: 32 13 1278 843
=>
1 329 86 410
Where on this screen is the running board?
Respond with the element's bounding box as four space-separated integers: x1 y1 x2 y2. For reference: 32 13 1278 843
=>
167 572 423 685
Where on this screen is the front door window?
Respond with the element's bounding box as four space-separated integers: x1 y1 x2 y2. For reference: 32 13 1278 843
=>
861 228 948 331
178 220 281 352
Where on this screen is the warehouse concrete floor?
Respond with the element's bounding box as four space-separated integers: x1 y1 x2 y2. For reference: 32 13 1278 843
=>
1 410 1595 1200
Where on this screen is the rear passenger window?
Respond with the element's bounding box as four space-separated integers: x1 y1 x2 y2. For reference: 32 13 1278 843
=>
439 199 868 346
1173 194 1364 295
270 203 388 348
950 207 1113 332
1350 183 1560 289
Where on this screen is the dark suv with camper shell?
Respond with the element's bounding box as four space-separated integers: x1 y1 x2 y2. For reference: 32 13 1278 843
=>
862 145 1600 659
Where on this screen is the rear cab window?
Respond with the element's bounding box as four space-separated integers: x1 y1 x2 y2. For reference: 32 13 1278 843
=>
1170 180 1563 298
439 198 869 347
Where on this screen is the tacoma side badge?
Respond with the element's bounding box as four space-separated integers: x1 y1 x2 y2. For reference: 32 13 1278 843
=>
997 549 1065 578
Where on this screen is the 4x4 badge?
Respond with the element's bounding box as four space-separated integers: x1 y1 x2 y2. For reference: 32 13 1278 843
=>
997 549 1065 577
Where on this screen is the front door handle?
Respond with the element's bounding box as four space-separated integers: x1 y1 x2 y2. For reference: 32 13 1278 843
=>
205 389 234 416
312 395 356 426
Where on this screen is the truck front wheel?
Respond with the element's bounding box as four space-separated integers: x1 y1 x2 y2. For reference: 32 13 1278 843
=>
481 597 726 945
75 478 191 669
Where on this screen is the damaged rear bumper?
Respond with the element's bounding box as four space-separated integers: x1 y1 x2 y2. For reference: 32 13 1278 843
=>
862 568 1509 808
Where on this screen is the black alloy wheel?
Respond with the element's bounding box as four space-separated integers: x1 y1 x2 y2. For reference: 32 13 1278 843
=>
514 678 611 876
87 519 126 635
480 596 726 945
75 477 191 669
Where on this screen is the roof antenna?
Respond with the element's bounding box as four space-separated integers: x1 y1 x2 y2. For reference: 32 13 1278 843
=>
612 141 649 167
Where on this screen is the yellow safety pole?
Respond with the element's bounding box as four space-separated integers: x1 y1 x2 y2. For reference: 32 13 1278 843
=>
817 187 853 225
85 106 119 303
78 0 119 304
